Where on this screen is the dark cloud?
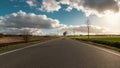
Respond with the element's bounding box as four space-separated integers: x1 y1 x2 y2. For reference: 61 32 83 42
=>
82 0 119 13
26 0 120 16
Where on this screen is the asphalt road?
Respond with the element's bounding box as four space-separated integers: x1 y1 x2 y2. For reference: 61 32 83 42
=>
0 38 120 68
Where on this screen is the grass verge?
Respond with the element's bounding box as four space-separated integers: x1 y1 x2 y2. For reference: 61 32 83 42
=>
71 38 120 52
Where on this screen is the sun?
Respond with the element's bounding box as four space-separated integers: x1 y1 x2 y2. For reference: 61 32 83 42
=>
100 12 120 33
104 13 119 25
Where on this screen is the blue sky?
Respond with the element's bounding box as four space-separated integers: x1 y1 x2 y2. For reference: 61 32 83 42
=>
0 0 86 26
0 0 120 35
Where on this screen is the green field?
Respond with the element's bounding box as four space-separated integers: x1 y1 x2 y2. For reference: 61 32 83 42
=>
69 36 120 51
71 36 120 42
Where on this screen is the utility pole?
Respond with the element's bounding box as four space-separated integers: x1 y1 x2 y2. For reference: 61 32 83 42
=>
57 28 59 36
86 18 90 39
73 28 75 37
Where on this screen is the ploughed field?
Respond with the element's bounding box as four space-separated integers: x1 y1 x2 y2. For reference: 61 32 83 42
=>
0 36 55 47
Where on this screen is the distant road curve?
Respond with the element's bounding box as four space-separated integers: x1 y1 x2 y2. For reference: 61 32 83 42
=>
0 38 120 68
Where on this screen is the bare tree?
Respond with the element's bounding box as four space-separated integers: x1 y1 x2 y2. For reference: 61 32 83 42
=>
22 29 31 43
86 18 90 39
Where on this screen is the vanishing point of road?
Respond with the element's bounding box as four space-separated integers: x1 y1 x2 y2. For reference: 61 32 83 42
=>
0 38 120 68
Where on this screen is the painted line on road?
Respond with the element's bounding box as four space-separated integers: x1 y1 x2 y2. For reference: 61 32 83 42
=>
0 38 59 56
69 38 120 57
92 45 120 57
0 43 40 56
82 42 120 57
63 38 120 57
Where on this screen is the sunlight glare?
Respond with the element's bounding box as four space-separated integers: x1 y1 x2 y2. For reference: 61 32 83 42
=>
104 13 119 25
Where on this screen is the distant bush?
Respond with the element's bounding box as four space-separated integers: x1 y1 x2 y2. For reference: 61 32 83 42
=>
0 33 4 37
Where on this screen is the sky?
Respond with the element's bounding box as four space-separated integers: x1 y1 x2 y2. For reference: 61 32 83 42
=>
0 0 120 35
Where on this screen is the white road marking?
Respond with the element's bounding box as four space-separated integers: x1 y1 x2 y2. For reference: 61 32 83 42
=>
0 38 59 56
64 38 120 57
82 42 120 57
0 43 39 56
0 38 120 57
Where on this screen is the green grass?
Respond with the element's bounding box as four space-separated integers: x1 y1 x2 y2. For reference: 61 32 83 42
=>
0 41 41 53
70 36 120 42
69 36 120 52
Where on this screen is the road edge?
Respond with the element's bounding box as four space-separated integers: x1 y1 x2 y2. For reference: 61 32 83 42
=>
0 38 61 56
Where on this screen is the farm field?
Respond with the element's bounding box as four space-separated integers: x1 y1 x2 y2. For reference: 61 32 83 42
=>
0 37 23 44
0 35 57 47
69 35 120 51
71 36 120 42
0 35 57 53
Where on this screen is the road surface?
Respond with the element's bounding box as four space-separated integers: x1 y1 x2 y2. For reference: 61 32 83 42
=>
0 38 120 68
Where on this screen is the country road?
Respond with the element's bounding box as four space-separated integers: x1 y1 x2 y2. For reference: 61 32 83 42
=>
0 38 120 68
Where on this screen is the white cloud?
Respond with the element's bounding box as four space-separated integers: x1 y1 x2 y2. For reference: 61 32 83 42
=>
0 27 42 35
89 15 120 33
26 0 36 7
0 10 66 35
26 0 120 16
60 25 109 35
39 0 61 12
0 10 65 29
65 6 73 12
20 28 42 35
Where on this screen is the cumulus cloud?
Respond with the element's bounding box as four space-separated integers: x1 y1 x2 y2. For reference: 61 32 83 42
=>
0 10 65 35
82 0 119 13
26 0 36 7
60 25 109 35
0 10 65 29
26 0 120 16
39 0 61 12
65 6 73 12
0 27 42 35
81 0 119 16
20 28 43 35
60 0 120 16
88 15 120 33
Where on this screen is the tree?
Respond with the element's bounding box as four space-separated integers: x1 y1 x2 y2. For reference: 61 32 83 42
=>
22 29 31 43
63 31 67 36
